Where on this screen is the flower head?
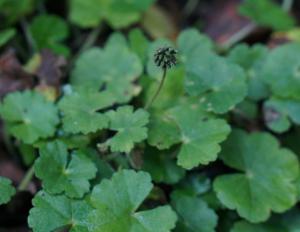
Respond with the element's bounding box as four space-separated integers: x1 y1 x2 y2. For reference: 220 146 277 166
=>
154 47 177 69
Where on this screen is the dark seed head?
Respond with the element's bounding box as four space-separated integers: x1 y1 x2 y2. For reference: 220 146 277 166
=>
154 46 177 69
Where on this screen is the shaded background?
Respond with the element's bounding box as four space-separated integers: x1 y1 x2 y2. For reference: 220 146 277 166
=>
0 0 299 231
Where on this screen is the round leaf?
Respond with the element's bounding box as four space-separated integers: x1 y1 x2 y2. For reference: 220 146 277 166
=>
35 141 97 198
142 147 185 184
71 44 142 103
58 88 115 134
29 14 69 56
105 106 149 153
0 176 16 205
88 169 177 232
172 191 218 232
183 52 247 114
0 90 59 144
214 130 299 223
69 0 155 29
263 98 300 133
227 44 269 101
28 191 91 232
261 43 300 100
168 104 231 169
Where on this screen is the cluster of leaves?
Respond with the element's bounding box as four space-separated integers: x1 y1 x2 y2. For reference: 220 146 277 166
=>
0 0 300 232
239 0 295 30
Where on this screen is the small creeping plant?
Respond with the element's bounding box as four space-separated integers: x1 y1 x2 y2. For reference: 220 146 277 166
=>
145 46 177 109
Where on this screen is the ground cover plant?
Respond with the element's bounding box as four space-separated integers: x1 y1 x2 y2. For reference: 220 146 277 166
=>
1 0 300 231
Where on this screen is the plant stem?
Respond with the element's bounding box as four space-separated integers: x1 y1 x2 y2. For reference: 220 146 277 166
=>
66 25 102 74
104 153 119 161
145 68 167 110
126 152 138 169
20 18 37 55
18 165 35 192
37 0 47 14
77 25 102 54
222 23 256 49
183 0 198 16
282 0 294 11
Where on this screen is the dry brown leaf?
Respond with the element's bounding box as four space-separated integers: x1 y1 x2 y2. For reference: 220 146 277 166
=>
0 49 33 98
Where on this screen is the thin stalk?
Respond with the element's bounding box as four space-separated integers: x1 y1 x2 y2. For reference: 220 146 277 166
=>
37 0 47 14
126 153 138 169
77 25 102 54
66 25 102 74
18 165 35 191
104 153 119 161
222 23 256 49
145 68 167 110
282 0 294 11
20 18 37 55
183 0 198 16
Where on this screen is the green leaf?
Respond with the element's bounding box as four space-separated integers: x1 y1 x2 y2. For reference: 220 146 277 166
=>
231 210 299 232
231 221 282 232
228 44 267 70
177 28 213 63
168 104 231 169
28 191 91 232
0 0 34 25
86 148 114 180
177 174 212 196
88 169 177 232
69 0 107 28
105 32 128 49
29 14 69 56
147 111 181 150
71 42 143 103
69 0 155 28
183 51 247 114
58 87 115 134
233 211 300 232
19 143 36 166
129 28 149 63
105 106 149 153
0 90 59 144
0 28 16 47
261 43 300 100
106 0 155 29
235 100 258 120
0 176 16 205
239 0 295 31
142 147 185 184
227 44 269 101
263 98 300 133
57 134 91 149
214 130 299 223
177 29 247 113
171 191 218 232
34 141 97 198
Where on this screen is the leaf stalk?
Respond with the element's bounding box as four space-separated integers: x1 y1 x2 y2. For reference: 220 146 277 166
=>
145 68 167 110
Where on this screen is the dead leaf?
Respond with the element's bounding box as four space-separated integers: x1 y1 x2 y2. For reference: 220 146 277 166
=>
35 49 66 87
204 0 256 46
267 31 296 48
141 5 179 40
25 49 67 88
0 49 33 98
